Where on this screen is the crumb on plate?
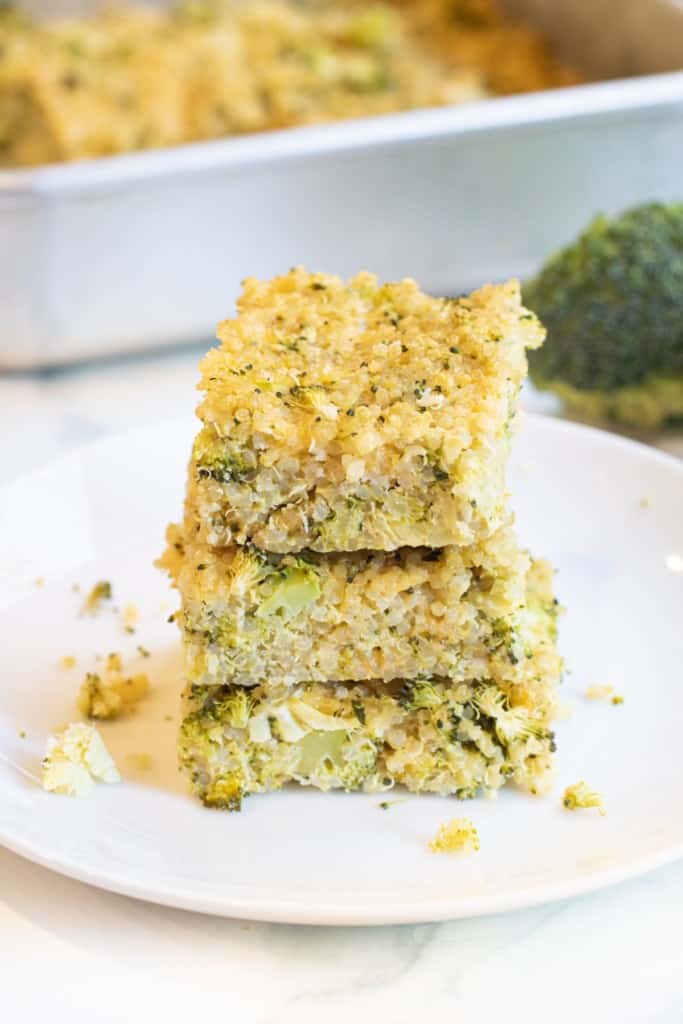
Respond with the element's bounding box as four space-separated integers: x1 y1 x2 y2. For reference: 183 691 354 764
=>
81 580 113 615
429 817 480 854
41 723 120 797
563 781 605 815
59 655 77 671
77 652 150 720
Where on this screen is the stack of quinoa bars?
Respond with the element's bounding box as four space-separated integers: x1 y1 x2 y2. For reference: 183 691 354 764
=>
160 268 562 811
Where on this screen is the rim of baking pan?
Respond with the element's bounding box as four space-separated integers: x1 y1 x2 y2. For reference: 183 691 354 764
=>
1 72 682 196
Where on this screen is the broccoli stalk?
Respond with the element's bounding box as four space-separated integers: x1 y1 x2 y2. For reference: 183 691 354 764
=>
526 202 683 429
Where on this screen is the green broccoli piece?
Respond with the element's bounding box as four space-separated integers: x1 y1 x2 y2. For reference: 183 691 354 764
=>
178 708 245 810
256 562 321 620
294 730 378 790
193 428 257 484
397 679 443 711
202 686 254 729
526 202 683 429
202 774 244 811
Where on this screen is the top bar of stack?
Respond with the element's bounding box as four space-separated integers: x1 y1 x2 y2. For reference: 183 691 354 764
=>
188 269 544 553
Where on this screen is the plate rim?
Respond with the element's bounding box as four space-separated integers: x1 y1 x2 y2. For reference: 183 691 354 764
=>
0 817 682 926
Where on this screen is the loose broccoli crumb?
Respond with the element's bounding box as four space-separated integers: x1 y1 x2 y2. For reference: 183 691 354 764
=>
563 781 605 815
77 653 150 720
34 577 45 588
429 817 480 854
58 655 77 670
527 202 683 429
81 580 113 615
42 723 120 797
611 695 624 706
19 730 26 739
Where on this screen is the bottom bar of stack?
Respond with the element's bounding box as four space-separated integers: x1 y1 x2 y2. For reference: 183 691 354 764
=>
178 560 561 811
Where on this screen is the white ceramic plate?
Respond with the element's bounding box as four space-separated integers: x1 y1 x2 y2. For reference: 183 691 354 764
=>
0 414 681 926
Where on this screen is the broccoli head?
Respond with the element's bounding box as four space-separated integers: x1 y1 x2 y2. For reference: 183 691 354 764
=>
526 202 683 428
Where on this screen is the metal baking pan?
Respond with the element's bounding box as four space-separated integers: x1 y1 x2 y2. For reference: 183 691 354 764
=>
2 0 683 368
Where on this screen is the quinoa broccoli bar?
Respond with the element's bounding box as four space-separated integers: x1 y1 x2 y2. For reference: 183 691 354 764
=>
162 265 561 811
188 270 544 553
160 518 539 688
177 559 561 809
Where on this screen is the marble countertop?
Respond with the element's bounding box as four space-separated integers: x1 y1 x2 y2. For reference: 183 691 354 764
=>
1 349 682 1023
